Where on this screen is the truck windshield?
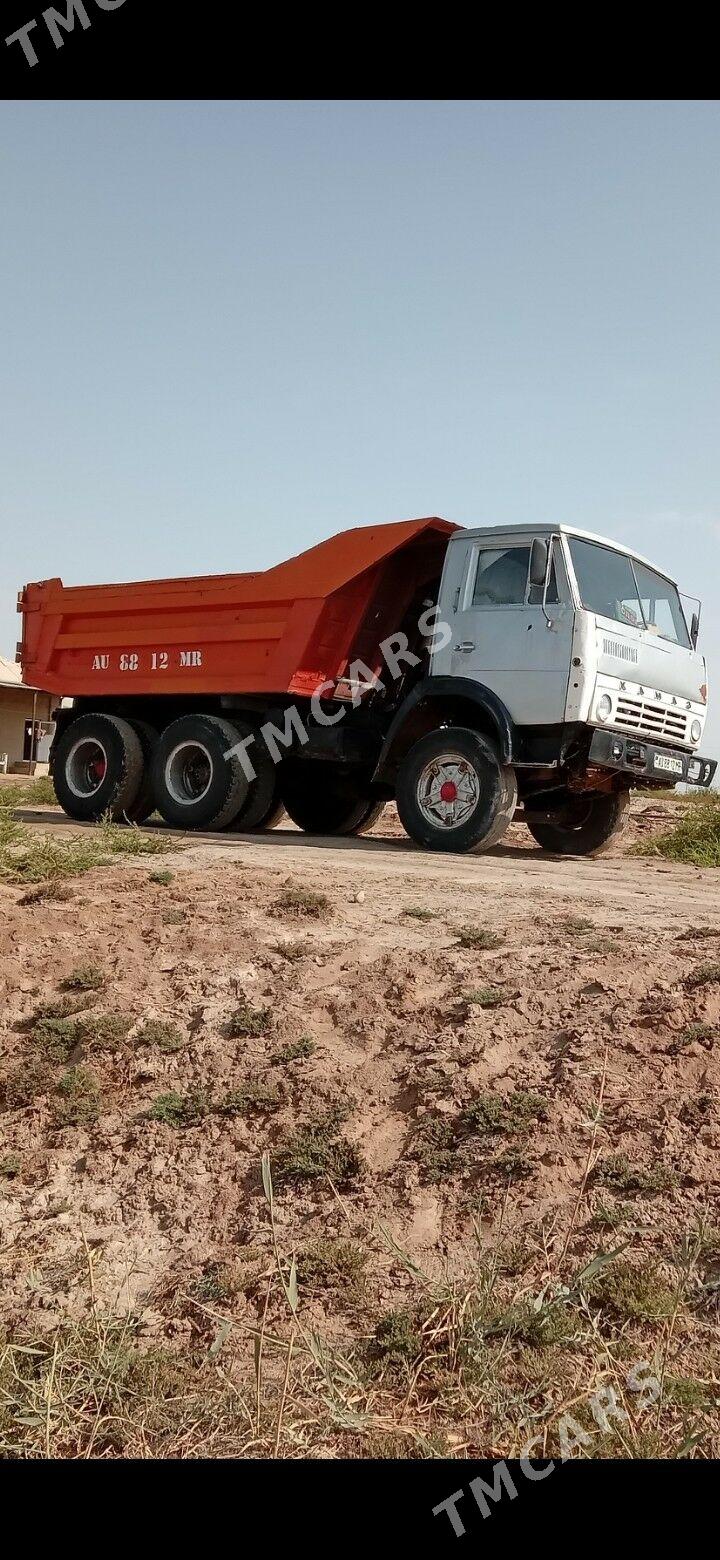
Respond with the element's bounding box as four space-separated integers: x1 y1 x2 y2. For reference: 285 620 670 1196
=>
567 537 691 648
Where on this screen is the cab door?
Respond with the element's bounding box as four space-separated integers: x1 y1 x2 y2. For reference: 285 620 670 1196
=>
435 534 575 725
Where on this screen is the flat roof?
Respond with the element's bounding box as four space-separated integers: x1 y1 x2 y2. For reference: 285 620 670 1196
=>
0 654 44 693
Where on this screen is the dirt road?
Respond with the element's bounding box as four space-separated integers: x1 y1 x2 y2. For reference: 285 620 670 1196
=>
16 800 720 931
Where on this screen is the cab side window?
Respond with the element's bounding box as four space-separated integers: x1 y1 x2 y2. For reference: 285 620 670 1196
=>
471 543 560 607
472 546 530 606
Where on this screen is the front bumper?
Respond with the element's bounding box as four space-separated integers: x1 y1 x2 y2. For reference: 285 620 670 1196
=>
589 728 717 788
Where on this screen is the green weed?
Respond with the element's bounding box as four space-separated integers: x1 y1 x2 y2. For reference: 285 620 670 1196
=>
135 1020 186 1053
270 1035 316 1065
52 1066 102 1128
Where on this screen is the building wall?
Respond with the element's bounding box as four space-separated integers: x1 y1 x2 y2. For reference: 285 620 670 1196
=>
0 688 57 766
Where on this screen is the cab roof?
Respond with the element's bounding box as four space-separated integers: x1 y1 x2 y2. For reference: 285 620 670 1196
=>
454 522 680 585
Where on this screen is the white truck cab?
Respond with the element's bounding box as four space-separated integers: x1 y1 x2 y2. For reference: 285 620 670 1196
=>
377 523 715 856
434 523 711 779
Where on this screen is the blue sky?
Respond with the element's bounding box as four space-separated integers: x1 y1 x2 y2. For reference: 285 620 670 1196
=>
1 100 719 754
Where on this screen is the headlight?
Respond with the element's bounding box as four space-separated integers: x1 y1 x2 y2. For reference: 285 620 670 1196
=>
690 718 702 743
597 694 613 722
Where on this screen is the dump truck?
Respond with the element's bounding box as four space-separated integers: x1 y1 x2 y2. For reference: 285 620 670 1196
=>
18 517 716 854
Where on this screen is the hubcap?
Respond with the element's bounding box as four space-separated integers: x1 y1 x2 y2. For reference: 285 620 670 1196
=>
416 752 481 830
66 738 108 799
165 741 213 805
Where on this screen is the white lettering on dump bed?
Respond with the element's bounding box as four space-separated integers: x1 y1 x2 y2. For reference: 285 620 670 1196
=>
90 649 204 672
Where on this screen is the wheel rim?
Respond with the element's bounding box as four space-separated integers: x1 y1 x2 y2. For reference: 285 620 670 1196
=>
65 738 108 799
165 741 213 805
416 751 481 830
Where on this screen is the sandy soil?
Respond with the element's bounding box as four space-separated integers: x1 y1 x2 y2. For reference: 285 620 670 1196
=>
1 794 719 1455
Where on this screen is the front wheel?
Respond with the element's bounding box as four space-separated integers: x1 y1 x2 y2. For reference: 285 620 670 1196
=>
396 727 517 854
525 791 629 856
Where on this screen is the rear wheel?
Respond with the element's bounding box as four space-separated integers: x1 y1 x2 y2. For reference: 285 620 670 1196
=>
53 713 144 823
152 714 249 830
525 791 629 856
396 727 517 854
224 723 282 832
280 764 385 836
349 798 386 835
252 799 286 831
126 718 159 823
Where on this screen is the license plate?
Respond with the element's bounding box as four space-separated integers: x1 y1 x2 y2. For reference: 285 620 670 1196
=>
653 753 684 776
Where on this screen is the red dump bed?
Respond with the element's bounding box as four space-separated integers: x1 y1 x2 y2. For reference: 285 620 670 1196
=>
19 518 458 700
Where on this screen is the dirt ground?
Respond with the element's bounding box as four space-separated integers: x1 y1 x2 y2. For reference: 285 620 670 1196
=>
1 792 719 1457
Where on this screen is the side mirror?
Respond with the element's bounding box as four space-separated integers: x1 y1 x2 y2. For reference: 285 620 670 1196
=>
529 537 548 590
690 612 700 649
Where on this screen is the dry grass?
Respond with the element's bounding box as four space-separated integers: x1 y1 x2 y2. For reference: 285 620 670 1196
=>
455 927 505 951
0 808 173 888
684 962 720 990
227 1000 271 1038
632 792 720 867
1 1201 716 1460
560 913 595 934
0 775 57 809
271 883 331 919
0 1314 248 1458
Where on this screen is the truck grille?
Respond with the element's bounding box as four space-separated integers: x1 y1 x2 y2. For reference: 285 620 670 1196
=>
614 696 689 745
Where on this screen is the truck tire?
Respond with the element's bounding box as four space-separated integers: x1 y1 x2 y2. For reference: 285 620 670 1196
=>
396 727 517 854
152 714 250 831
253 799 287 831
350 799 386 835
53 713 144 823
280 764 385 836
525 791 629 856
225 723 281 832
126 718 159 823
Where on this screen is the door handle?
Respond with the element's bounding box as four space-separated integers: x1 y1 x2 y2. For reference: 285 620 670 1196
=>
455 640 475 653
